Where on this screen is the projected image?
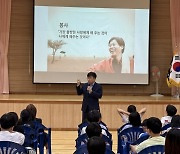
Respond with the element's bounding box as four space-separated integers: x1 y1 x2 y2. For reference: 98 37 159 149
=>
45 7 136 73
34 3 150 84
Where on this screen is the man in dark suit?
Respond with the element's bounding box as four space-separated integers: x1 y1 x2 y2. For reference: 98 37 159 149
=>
76 72 103 122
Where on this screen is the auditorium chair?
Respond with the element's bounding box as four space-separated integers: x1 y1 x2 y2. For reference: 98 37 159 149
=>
161 123 171 137
0 141 28 154
78 121 89 136
74 144 115 154
33 121 52 154
76 133 112 150
117 126 144 154
75 133 88 149
23 124 38 150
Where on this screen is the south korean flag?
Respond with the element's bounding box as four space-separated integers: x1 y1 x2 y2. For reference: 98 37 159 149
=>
167 53 180 87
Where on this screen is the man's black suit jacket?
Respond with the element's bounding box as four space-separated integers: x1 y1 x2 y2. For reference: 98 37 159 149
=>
76 82 102 112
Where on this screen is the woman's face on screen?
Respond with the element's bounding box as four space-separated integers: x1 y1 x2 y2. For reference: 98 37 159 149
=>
109 39 123 58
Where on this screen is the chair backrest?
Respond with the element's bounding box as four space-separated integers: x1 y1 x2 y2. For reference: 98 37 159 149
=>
102 135 112 150
117 126 144 154
23 124 38 150
75 134 88 149
119 127 144 143
78 122 89 136
75 144 115 154
102 128 112 140
138 145 165 154
161 123 171 137
0 141 27 154
161 123 171 131
33 121 51 154
118 123 131 134
74 144 88 154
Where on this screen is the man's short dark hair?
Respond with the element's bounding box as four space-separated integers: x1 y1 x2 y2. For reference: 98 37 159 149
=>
86 122 102 138
0 113 15 129
87 72 97 79
127 105 137 113
171 115 180 128
8 112 19 126
129 112 141 127
166 104 177 116
87 136 106 154
87 110 101 123
147 117 162 134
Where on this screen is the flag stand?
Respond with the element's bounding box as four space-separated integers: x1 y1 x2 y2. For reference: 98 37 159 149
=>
172 87 180 99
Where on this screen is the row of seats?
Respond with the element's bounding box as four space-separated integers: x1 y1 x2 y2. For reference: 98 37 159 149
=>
75 108 178 154
0 104 52 154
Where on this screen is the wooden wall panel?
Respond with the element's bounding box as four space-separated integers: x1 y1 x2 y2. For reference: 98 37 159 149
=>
8 0 172 95
50 104 82 129
0 99 179 130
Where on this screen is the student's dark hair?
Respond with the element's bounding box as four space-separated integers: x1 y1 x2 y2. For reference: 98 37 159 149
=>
141 119 148 127
127 105 137 113
8 112 19 126
26 104 37 120
165 128 180 154
87 110 101 123
87 136 106 154
0 113 15 129
20 109 31 123
166 104 177 116
109 37 125 53
146 117 162 134
171 115 180 128
87 72 97 79
86 122 102 138
129 112 141 127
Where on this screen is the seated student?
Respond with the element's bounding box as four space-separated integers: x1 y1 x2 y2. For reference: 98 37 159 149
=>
87 136 106 154
120 111 141 132
8 112 22 133
117 105 146 124
26 104 42 123
130 117 165 154
75 122 114 154
80 110 108 137
165 128 180 154
78 110 108 133
16 109 35 132
26 104 49 150
0 112 25 145
161 104 177 127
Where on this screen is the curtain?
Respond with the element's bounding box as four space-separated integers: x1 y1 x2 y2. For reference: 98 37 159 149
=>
0 0 11 94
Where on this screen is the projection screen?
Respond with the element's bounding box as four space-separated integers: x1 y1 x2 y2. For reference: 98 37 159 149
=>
34 0 150 84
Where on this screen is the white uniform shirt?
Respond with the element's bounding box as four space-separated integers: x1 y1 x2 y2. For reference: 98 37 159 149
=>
161 116 172 127
0 131 25 145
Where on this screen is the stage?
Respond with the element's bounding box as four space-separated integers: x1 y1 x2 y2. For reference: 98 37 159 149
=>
0 94 179 130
